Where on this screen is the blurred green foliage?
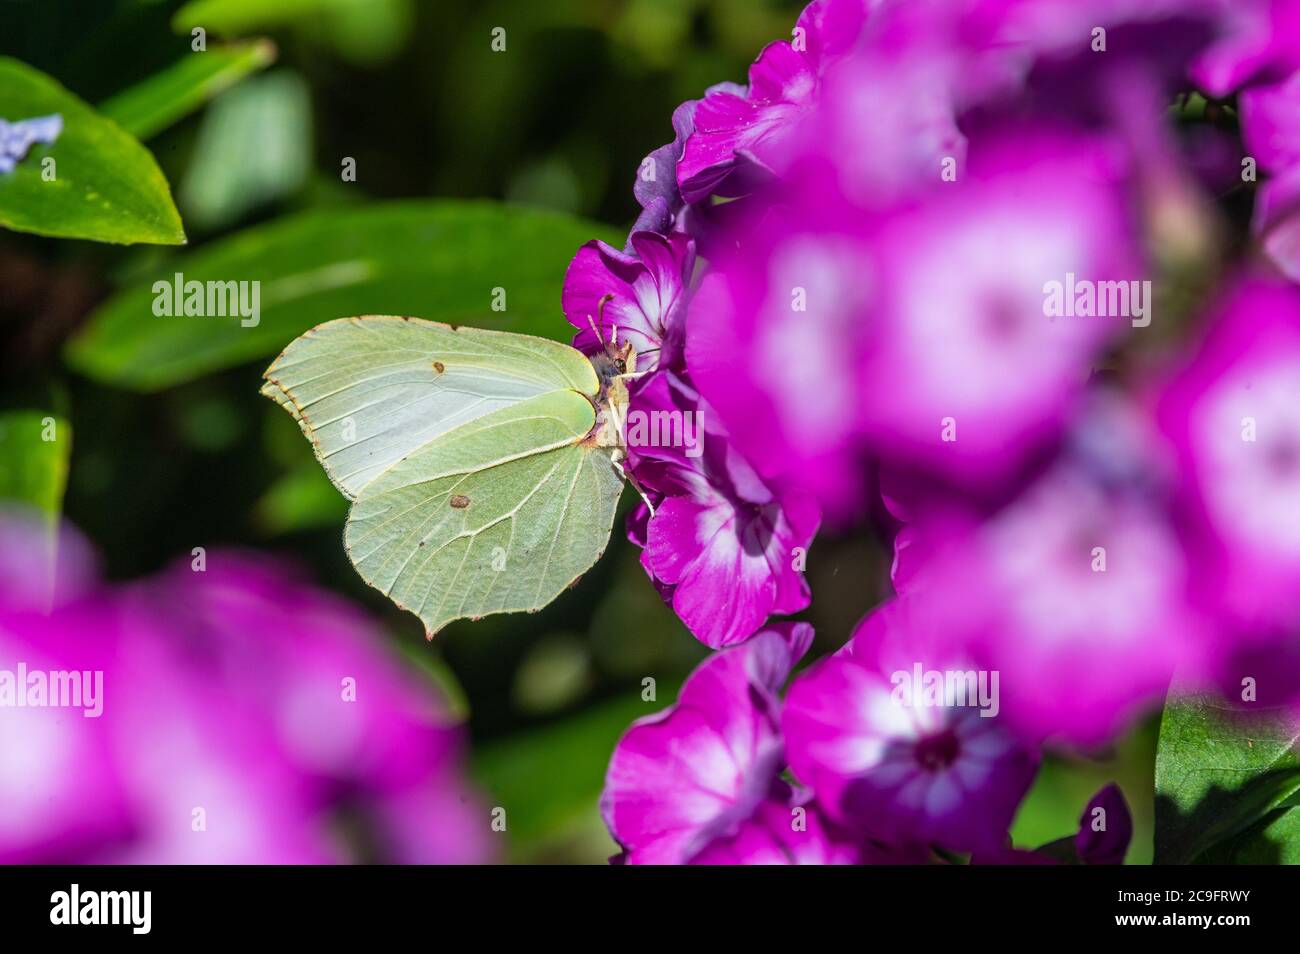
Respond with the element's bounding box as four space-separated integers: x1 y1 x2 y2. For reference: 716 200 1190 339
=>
0 410 70 527
179 70 312 229
101 39 276 139
0 57 184 244
0 0 1161 864
67 200 620 388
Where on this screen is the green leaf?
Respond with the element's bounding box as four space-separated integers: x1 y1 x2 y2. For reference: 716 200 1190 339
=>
0 58 185 245
100 40 277 141
1154 687 1300 864
254 459 347 535
66 200 621 390
174 0 415 66
1196 804 1300 864
513 634 594 715
176 0 367 33
392 638 471 723
178 70 312 230
0 410 71 523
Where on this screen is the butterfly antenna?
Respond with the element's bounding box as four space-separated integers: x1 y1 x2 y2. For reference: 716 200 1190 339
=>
586 314 606 349
595 294 618 359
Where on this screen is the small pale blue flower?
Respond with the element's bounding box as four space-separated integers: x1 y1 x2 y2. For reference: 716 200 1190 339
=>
0 113 63 174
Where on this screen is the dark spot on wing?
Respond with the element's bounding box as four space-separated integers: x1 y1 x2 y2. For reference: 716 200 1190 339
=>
450 494 471 509
433 360 445 373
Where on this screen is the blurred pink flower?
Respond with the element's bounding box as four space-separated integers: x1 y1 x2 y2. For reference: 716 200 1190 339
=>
1189 0 1300 98
0 513 491 864
687 125 1144 510
685 213 873 516
783 598 1038 854
851 129 1143 488
601 623 824 863
676 0 868 203
1240 73 1300 281
0 517 132 863
1157 276 1300 666
899 459 1212 746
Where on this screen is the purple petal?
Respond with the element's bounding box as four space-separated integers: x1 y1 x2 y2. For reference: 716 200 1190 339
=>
1075 783 1133 865
601 623 813 863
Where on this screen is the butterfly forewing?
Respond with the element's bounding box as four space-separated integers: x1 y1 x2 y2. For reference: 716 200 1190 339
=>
261 315 600 498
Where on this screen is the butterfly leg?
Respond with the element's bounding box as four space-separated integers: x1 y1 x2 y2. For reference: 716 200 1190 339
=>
611 450 656 516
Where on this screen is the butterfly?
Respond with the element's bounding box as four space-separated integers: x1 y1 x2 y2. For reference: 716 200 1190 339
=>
262 314 641 637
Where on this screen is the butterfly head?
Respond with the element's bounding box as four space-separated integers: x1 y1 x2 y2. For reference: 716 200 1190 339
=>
587 294 638 376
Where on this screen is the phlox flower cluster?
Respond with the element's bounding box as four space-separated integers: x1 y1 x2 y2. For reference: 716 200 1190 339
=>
0 513 490 863
581 0 1300 863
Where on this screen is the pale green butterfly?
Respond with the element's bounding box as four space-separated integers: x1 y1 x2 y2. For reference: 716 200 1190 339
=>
262 315 641 638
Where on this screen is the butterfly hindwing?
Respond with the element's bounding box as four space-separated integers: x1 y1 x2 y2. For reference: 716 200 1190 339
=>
345 389 623 636
261 315 600 498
